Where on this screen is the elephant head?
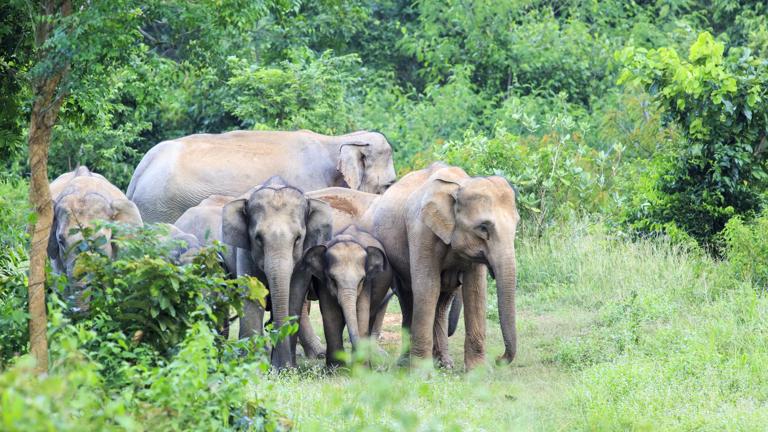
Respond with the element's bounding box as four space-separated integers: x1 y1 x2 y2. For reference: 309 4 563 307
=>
221 177 332 368
336 131 397 194
420 169 520 363
48 190 143 278
301 230 389 351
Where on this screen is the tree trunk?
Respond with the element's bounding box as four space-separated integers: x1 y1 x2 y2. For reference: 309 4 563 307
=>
27 0 72 374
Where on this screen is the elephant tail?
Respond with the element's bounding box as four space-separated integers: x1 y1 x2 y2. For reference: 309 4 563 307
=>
374 289 395 318
447 291 463 337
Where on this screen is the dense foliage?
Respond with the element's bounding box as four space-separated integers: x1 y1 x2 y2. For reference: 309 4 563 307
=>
0 181 30 361
618 32 768 245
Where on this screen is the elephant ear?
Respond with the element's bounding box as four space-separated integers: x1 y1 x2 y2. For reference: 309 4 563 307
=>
337 142 368 190
300 244 327 278
304 198 333 250
420 177 461 244
222 198 250 249
111 199 143 225
365 246 388 276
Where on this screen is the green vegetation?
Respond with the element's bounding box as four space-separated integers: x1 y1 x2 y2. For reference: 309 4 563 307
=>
3 0 768 430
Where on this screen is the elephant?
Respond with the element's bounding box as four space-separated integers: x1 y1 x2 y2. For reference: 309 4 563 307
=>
156 223 202 265
363 162 520 370
222 177 333 369
305 187 381 233
173 195 238 274
296 225 392 366
48 166 143 279
127 129 397 223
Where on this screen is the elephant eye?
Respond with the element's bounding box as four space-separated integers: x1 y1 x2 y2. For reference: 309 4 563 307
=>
294 235 302 246
475 223 491 240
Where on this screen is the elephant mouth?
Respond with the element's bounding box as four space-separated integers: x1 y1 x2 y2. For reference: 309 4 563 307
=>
458 250 487 264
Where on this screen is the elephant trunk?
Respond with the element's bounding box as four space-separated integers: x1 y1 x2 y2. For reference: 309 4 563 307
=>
491 249 517 364
339 290 360 349
264 247 295 369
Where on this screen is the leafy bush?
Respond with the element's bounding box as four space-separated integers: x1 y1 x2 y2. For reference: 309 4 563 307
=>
617 31 768 245
69 223 266 354
1 321 289 431
721 211 768 290
436 103 622 235
0 181 29 366
225 49 363 133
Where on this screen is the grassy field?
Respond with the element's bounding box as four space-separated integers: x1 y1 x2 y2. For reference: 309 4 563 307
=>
265 222 768 431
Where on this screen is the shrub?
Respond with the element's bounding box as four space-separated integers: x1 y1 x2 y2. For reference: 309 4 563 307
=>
617 31 768 245
225 49 363 133
0 181 29 366
69 223 267 354
436 106 622 236
721 211 768 290
1 321 289 431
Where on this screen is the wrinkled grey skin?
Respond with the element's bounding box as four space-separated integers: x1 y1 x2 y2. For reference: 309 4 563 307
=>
48 167 143 279
361 163 520 370
48 166 142 277
222 177 332 369
127 130 397 223
175 192 324 358
173 195 237 274
306 187 381 233
297 225 392 366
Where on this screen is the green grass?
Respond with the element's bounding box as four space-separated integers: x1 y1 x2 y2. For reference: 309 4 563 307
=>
267 221 768 431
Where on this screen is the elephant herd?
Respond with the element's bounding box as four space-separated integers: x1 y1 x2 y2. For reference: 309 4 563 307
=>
48 129 520 370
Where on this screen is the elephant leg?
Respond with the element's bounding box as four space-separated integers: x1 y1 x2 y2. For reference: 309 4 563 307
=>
432 290 455 369
237 250 266 338
317 286 345 368
462 264 488 370
368 272 392 340
239 299 265 338
370 291 391 340
298 300 326 359
409 258 441 363
394 277 414 366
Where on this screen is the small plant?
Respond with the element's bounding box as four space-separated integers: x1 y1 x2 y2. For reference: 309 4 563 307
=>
721 211 768 290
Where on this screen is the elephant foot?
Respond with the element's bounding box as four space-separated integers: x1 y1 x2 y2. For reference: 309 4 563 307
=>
302 344 326 359
464 354 485 371
396 352 411 368
434 355 454 370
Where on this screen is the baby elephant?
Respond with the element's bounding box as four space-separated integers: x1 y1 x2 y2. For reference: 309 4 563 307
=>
298 225 392 366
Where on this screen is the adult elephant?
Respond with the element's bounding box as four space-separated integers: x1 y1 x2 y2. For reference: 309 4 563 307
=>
222 177 332 369
127 130 397 223
364 163 520 370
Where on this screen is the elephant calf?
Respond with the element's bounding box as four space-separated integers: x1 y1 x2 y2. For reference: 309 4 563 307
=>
297 225 392 366
173 194 238 274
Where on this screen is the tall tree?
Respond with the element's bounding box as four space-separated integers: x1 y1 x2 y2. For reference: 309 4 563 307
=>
27 0 72 373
